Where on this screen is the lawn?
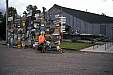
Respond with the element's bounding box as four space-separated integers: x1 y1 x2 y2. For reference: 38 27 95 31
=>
60 42 93 51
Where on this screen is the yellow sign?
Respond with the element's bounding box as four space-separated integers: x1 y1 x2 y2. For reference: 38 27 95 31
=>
22 21 25 27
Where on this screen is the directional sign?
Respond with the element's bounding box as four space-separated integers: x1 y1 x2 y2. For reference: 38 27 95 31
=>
61 25 66 32
8 17 13 21
59 17 66 24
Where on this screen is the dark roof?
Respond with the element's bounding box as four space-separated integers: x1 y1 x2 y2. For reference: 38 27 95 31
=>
52 4 113 23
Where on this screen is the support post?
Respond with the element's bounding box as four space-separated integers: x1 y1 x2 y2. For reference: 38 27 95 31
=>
6 0 8 43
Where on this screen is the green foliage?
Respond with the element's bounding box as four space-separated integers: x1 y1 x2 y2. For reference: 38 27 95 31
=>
8 7 17 17
71 39 84 43
71 38 77 42
0 12 6 40
26 5 39 16
23 11 27 15
60 42 93 50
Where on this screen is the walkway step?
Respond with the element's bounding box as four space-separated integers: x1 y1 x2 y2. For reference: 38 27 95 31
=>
80 42 113 53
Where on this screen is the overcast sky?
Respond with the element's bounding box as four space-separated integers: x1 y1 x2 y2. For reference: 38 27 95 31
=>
0 0 113 17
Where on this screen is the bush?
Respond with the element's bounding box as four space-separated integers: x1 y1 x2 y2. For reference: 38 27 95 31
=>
72 38 77 42
72 39 86 43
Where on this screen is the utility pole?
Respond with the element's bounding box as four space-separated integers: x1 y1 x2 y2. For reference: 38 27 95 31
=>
6 0 8 43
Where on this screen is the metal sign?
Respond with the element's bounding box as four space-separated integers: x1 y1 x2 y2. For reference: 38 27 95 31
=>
34 23 37 28
22 21 25 27
27 10 32 17
61 25 66 32
59 17 66 24
8 17 13 21
55 14 60 18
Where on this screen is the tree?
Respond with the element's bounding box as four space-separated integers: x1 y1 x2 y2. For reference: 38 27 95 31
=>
26 5 39 16
8 7 17 18
0 12 3 23
26 5 32 12
42 7 46 20
26 5 42 22
0 7 17 40
23 11 27 16
0 12 6 40
101 13 106 16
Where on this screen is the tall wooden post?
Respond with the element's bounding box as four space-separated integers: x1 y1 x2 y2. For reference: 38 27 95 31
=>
6 0 8 43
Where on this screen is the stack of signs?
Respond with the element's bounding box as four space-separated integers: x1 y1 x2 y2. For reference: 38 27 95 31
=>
40 24 45 34
35 14 39 21
8 17 13 21
59 17 66 24
53 24 60 35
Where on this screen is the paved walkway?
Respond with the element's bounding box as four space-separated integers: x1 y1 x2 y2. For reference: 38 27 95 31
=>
0 44 113 75
0 40 6 44
81 42 113 53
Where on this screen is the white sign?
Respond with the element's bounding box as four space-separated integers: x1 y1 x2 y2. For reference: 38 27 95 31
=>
59 17 66 24
34 23 37 28
27 10 32 16
46 29 49 31
61 25 66 32
8 17 13 21
55 14 60 18
35 14 39 17
35 14 39 21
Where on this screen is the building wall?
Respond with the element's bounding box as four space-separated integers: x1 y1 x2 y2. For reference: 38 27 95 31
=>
49 7 113 39
49 7 61 20
64 12 113 39
105 24 113 39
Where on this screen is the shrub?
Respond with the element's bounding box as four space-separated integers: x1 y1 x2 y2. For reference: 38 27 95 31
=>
72 38 77 42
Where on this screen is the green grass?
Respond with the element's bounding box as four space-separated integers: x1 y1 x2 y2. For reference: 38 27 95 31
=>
60 42 93 51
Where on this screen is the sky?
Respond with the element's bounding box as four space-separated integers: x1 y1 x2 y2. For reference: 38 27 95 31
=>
0 0 113 17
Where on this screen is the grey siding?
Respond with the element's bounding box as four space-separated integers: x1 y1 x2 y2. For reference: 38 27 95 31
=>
106 24 113 39
92 24 100 35
62 12 76 32
62 12 71 26
49 7 61 20
100 24 106 36
48 7 113 39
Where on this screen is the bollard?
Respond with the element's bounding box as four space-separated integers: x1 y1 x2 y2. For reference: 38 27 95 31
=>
93 45 94 50
110 42 111 47
105 43 107 50
108 42 111 49
110 42 112 47
106 42 108 49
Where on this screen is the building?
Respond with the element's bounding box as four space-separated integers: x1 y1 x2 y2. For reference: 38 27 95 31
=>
48 4 113 39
